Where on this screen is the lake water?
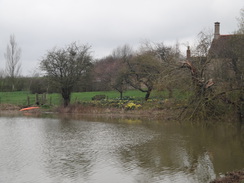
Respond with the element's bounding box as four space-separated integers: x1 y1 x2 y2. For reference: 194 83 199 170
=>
0 115 243 183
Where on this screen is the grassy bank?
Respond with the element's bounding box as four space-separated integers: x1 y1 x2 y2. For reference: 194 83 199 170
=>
0 90 177 106
0 90 240 122
0 90 189 120
0 89 191 105
0 91 61 106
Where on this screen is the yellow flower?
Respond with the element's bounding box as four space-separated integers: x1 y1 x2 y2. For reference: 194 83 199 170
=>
125 102 137 110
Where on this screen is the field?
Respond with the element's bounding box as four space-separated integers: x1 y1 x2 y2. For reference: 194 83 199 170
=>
0 89 191 108
0 90 161 106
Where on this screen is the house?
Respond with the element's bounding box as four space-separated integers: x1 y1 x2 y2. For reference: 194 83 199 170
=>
206 22 244 83
182 22 243 89
209 22 243 59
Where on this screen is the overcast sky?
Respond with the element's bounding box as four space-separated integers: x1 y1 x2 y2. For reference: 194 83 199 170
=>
0 0 243 76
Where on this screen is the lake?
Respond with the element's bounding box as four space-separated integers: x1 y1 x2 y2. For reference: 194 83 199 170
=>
0 114 243 183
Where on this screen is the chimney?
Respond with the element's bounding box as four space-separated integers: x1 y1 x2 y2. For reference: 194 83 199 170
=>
214 22 220 40
186 46 191 60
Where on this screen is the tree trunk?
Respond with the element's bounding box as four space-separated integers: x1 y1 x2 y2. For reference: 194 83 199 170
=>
120 91 123 100
63 97 70 107
167 86 173 98
145 89 152 101
61 88 71 107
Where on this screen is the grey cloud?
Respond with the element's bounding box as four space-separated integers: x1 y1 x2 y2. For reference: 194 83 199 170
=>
0 0 243 75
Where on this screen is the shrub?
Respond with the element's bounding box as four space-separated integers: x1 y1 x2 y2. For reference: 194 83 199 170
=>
91 95 106 100
125 102 141 110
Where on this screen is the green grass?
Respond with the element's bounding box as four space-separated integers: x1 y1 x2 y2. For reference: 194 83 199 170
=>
0 89 189 106
0 91 30 105
71 90 148 102
0 91 62 106
0 90 152 106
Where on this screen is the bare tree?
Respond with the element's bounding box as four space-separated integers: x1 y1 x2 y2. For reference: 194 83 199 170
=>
236 7 244 34
93 56 128 99
125 51 163 101
139 41 182 98
193 30 213 57
40 42 92 107
112 44 133 61
4 34 21 91
180 21 244 121
112 45 133 98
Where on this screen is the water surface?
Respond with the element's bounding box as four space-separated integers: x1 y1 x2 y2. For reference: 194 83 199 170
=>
0 115 243 183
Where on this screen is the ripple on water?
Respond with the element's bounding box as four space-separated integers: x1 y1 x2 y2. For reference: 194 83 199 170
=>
0 116 243 183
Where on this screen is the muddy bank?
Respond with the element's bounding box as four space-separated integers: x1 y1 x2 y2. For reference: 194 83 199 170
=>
0 103 239 122
0 104 21 115
54 104 179 120
0 104 21 111
0 104 41 116
0 103 178 120
210 170 244 183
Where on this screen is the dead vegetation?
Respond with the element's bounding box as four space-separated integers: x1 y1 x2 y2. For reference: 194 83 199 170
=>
0 104 20 111
55 104 178 120
210 170 244 183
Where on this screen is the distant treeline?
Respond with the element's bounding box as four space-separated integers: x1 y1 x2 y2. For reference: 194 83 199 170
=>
0 75 108 94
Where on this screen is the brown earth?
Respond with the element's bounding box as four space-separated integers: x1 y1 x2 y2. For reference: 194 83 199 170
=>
0 103 178 120
210 170 244 183
55 104 178 120
0 104 20 110
0 104 21 115
0 104 41 116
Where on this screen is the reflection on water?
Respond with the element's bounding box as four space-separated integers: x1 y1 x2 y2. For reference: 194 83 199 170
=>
0 115 243 183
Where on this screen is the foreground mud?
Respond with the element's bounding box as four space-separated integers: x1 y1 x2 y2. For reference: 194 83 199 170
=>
210 170 244 183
